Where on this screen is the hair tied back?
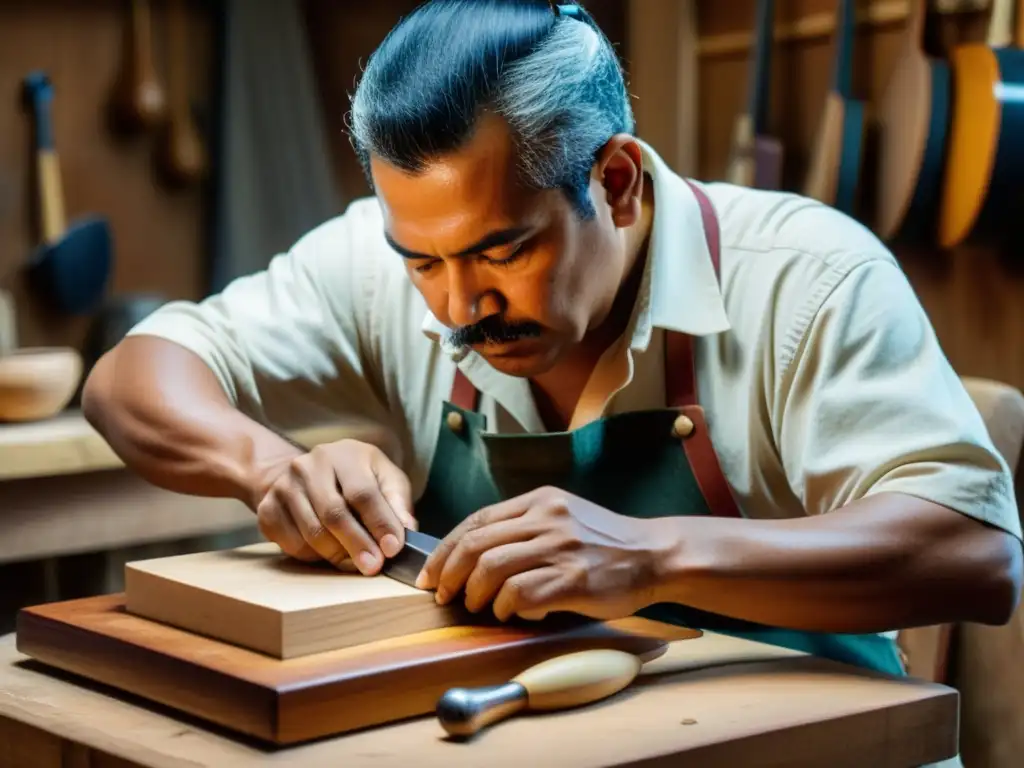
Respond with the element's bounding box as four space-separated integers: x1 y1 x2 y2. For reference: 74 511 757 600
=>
549 2 583 20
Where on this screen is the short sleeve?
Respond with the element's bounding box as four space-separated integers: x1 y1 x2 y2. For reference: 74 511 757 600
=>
775 258 1022 540
126 204 392 434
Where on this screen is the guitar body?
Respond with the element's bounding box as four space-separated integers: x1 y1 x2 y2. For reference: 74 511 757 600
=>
939 45 1024 247
835 98 866 214
805 92 866 214
875 35 951 244
804 0 864 216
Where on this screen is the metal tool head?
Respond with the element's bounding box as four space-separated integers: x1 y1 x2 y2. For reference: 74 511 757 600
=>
28 216 113 315
381 528 441 588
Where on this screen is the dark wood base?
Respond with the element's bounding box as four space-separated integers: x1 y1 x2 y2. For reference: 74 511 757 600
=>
15 594 677 746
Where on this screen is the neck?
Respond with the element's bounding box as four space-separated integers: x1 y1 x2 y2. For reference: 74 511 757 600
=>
531 179 655 430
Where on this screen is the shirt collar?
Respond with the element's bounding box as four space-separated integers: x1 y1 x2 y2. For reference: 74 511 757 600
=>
420 139 731 358
630 139 731 350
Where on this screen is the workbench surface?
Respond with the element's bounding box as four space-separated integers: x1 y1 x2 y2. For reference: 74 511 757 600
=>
0 629 958 767
0 410 383 482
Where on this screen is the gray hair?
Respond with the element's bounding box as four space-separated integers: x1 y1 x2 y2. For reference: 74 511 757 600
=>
347 0 635 218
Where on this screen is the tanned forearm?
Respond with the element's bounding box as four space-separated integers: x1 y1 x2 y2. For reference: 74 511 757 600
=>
82 336 302 510
651 492 1024 633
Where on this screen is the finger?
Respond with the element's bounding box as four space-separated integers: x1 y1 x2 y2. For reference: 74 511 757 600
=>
462 540 551 613
300 462 383 574
319 496 386 575
434 519 543 606
281 490 354 567
257 496 319 562
492 567 564 622
370 451 417 532
418 492 536 589
335 457 405 559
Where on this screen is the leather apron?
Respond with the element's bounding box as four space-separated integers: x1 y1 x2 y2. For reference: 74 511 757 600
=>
414 181 906 677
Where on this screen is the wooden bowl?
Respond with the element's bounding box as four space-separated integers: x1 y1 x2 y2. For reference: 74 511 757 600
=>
0 347 83 422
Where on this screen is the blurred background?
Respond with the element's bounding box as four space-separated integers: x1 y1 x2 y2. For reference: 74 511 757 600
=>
0 0 1022 743
1 0 1019 388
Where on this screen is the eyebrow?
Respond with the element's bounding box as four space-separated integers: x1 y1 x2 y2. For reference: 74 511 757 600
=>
384 226 531 260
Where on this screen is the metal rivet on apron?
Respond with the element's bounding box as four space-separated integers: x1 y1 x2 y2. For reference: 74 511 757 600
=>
446 411 465 433
672 414 694 439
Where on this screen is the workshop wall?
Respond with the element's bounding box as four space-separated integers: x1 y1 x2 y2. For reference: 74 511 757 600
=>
0 0 1020 392
0 0 213 351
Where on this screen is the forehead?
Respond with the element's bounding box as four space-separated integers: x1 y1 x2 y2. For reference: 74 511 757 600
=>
371 115 543 251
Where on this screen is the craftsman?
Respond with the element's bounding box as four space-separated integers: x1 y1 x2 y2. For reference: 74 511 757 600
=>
83 0 1021 678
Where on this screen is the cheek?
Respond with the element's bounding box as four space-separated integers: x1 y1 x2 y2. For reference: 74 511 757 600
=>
552 227 608 316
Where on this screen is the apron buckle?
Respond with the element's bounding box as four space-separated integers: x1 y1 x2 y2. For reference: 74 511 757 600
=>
672 413 694 439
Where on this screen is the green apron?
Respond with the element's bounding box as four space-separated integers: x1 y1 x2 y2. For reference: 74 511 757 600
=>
414 181 906 678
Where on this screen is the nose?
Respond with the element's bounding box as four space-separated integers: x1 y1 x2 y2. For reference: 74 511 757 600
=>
447 264 501 327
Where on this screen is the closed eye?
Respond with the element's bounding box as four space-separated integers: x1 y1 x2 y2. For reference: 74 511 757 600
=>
484 241 528 266
413 259 441 274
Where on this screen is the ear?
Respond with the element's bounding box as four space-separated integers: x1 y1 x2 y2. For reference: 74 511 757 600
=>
594 135 644 228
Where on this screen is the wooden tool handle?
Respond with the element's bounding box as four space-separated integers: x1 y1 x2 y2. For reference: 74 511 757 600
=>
989 0 1015 47
159 0 207 184
0 289 15 356
22 73 65 243
436 649 642 738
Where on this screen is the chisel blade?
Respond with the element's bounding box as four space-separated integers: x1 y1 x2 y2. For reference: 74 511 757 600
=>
381 528 441 588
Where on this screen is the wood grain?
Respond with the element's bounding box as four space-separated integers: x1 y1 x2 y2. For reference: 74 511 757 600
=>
124 542 464 659
0 618 961 767
15 593 670 746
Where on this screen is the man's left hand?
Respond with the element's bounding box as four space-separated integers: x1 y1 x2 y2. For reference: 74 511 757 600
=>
415 486 672 622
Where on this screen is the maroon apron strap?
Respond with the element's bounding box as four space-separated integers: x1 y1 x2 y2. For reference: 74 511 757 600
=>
667 181 742 519
450 367 480 412
665 180 721 409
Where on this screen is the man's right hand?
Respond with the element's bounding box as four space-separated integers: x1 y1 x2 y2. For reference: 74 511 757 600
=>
254 440 416 575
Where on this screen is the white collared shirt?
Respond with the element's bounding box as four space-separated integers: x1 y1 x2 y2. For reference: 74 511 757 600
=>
127 142 1022 543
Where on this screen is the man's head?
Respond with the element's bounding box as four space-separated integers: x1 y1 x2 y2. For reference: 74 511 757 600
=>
349 0 649 377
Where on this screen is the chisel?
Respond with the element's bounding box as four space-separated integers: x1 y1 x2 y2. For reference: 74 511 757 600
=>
436 648 651 738
380 528 440 588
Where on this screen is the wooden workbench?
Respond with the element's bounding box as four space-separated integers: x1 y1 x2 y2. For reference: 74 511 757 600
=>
0 627 959 767
0 411 387 564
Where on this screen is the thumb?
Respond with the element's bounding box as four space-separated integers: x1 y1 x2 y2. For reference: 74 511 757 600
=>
371 450 417 532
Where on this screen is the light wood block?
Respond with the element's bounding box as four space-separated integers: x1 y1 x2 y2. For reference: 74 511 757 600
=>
124 542 463 659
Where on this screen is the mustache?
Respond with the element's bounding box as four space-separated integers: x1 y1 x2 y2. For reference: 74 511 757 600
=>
448 315 543 347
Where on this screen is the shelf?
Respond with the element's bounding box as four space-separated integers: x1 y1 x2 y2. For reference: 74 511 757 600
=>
698 0 989 57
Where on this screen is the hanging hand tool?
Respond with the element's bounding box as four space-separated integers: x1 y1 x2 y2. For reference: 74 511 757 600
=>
109 0 167 133
22 72 114 315
157 0 207 185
